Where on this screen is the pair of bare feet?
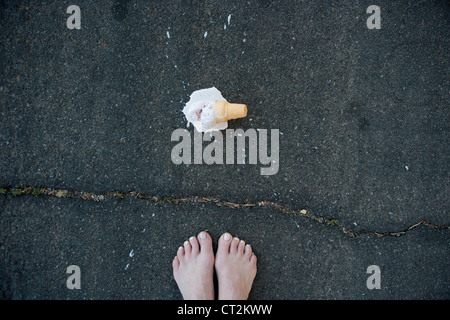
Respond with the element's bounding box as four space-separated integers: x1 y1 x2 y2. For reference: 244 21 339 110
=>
172 231 257 300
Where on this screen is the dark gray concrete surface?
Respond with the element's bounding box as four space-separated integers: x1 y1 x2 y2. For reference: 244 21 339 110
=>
0 0 448 299
1 196 448 299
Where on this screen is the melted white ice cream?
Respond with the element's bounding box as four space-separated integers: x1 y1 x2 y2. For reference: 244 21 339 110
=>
182 87 228 132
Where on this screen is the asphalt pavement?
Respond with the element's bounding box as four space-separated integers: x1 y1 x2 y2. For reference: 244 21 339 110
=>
0 0 448 299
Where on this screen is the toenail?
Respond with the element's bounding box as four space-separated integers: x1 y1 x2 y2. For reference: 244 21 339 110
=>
234 237 239 241
223 233 231 241
240 240 245 244
189 236 195 241
184 241 189 246
199 232 206 240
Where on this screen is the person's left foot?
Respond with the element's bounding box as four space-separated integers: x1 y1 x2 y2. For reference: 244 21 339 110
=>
172 231 215 300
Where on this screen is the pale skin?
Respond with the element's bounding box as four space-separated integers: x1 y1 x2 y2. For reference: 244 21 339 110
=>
172 231 257 300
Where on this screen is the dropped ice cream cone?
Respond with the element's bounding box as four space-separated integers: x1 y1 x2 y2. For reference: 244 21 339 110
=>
212 101 247 123
182 87 248 132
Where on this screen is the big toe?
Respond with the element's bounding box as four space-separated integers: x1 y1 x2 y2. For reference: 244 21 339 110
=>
197 231 213 254
217 232 232 256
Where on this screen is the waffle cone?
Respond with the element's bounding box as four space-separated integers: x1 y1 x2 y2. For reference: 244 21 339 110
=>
213 100 247 123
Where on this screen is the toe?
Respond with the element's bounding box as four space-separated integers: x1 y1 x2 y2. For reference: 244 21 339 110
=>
238 240 246 254
217 232 232 255
189 236 199 254
176 246 185 262
230 237 240 253
197 231 213 254
172 256 180 272
244 244 253 257
250 253 257 266
183 240 192 256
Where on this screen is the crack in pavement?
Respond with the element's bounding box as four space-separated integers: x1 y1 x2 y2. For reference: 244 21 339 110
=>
1 186 448 238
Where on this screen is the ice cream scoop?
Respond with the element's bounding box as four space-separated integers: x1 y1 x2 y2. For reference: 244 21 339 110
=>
182 87 247 132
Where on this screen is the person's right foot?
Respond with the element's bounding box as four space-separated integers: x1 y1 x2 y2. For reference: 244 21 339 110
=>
215 232 257 300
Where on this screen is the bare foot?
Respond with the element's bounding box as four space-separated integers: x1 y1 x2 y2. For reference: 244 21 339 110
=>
172 231 215 300
215 232 257 300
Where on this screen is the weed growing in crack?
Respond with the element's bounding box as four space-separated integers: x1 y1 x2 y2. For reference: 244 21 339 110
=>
114 192 126 199
11 188 22 196
326 219 341 227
